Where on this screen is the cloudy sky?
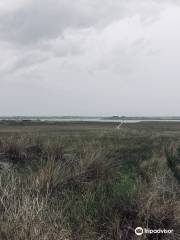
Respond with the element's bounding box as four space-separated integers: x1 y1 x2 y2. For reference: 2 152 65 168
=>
0 0 180 116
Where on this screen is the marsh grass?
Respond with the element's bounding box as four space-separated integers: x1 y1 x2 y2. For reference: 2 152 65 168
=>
0 127 180 239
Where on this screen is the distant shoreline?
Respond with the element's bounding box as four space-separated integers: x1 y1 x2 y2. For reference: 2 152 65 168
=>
1 116 180 123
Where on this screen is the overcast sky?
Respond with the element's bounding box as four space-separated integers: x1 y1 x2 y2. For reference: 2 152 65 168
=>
0 0 180 116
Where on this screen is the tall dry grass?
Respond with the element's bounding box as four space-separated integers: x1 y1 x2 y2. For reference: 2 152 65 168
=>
0 134 180 239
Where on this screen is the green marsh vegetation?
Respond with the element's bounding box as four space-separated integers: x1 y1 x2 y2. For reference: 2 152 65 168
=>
0 121 179 239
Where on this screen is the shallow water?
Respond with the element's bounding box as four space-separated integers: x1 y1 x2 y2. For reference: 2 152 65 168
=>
1 117 180 123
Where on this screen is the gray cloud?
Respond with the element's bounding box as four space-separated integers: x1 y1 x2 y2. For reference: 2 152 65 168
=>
0 0 118 45
11 51 51 72
0 0 178 46
0 0 180 116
